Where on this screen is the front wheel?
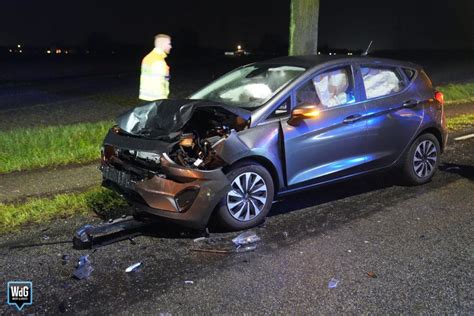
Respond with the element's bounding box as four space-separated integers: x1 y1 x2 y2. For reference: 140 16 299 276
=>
214 161 274 231
401 133 440 185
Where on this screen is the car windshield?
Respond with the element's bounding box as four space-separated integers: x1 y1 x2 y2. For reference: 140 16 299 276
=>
189 64 306 109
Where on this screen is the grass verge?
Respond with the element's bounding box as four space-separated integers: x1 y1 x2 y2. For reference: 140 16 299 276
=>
0 121 112 174
0 82 473 174
0 187 127 234
437 82 474 105
447 113 474 131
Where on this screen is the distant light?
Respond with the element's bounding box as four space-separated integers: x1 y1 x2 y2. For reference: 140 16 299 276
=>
17 44 21 48
237 45 242 50
334 53 337 55
65 50 69 54
9 49 13 53
111 51 115 54
347 52 353 56
19 50 22 53
329 53 332 56
86 50 90 54
317 51 321 55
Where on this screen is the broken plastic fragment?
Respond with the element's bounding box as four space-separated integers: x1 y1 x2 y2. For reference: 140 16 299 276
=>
125 262 142 273
328 277 339 289
62 255 70 265
73 255 94 280
367 272 377 278
235 243 257 253
75 224 94 243
232 231 260 246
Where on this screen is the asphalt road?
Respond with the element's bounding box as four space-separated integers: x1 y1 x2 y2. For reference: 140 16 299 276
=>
0 136 472 314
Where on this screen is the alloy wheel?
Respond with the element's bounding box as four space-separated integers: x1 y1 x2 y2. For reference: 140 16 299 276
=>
226 172 268 221
413 140 437 178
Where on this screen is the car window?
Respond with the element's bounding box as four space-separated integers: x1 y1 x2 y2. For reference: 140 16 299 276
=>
295 81 320 107
306 66 356 108
361 66 405 99
189 65 306 109
402 68 416 80
269 97 291 118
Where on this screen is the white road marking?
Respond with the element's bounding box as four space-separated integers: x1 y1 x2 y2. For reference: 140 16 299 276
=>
454 133 474 141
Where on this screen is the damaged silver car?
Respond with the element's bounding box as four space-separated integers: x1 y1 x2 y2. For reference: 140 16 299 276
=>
101 56 447 230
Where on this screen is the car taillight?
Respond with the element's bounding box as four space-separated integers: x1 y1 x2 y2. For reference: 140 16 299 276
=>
434 91 444 105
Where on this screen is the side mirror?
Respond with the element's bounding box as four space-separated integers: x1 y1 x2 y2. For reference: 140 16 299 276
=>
288 103 321 126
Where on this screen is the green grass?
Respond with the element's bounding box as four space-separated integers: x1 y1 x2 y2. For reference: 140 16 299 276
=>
437 82 474 105
0 121 112 173
447 113 474 131
0 187 127 234
0 82 473 174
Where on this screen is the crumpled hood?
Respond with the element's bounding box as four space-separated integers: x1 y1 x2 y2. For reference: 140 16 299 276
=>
117 99 251 138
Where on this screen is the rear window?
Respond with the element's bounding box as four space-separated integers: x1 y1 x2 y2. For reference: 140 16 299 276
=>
361 66 406 99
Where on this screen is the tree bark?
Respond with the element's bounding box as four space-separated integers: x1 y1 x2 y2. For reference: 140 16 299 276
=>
289 0 320 56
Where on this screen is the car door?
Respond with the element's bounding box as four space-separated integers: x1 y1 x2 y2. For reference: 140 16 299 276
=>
359 64 424 169
281 65 369 187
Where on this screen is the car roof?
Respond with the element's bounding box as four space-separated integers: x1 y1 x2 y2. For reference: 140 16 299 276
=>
259 55 420 70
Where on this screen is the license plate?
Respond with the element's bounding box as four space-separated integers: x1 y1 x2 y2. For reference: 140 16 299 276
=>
102 166 135 189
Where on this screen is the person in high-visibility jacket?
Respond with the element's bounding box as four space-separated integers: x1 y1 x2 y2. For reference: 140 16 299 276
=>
139 34 172 101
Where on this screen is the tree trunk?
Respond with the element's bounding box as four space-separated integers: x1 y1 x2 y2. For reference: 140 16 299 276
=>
289 0 320 56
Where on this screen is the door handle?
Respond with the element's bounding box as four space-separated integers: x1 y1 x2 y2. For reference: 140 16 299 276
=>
402 99 419 108
343 114 362 124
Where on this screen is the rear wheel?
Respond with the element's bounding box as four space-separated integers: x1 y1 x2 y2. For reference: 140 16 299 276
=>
401 133 440 185
215 161 274 230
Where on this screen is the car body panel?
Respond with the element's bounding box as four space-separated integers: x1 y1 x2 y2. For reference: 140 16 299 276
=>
100 55 448 229
281 102 369 186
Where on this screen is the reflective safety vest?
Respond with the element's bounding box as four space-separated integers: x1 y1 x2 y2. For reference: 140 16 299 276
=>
139 48 170 101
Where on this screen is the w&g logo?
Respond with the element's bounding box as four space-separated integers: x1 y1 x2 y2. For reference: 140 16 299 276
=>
7 281 33 311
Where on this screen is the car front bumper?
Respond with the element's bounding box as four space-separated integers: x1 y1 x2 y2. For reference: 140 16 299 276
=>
102 154 231 229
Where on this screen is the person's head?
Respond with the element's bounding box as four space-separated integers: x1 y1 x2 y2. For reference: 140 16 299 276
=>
154 34 172 54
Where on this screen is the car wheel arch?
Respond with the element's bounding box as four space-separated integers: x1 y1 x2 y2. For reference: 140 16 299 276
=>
416 126 444 153
223 156 281 192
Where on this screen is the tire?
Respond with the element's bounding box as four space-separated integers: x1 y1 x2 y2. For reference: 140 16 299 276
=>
214 161 274 231
401 133 440 185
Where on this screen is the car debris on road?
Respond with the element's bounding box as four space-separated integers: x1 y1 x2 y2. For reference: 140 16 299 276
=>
192 231 261 254
125 262 142 273
367 271 378 278
73 255 94 280
328 277 340 289
232 231 261 246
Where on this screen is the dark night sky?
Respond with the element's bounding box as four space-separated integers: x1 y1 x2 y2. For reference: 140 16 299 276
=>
0 0 472 51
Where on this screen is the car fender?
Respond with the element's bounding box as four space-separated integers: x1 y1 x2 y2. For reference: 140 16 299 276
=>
213 122 286 189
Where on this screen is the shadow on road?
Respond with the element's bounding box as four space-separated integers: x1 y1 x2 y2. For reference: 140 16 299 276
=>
439 163 474 181
270 171 398 217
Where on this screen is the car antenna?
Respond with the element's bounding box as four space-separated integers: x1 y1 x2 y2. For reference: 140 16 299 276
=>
361 40 373 56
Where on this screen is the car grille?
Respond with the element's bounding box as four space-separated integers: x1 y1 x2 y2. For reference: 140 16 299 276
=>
102 165 135 189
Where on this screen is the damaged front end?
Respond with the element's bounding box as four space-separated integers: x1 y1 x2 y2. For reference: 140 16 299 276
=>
100 99 250 228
